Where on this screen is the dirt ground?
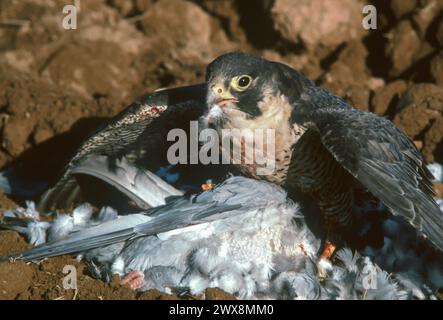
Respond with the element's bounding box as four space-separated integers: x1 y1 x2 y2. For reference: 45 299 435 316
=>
0 0 442 300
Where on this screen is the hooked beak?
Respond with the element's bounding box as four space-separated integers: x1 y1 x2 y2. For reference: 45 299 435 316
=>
207 82 238 107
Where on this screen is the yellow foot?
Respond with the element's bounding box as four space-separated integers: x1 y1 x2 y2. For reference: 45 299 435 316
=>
320 241 336 260
317 241 336 280
201 180 215 191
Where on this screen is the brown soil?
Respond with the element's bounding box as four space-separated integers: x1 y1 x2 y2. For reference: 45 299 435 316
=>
0 230 225 300
0 0 442 299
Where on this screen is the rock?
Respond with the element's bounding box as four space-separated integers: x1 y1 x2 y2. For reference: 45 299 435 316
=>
108 0 154 15
396 83 443 114
0 50 35 73
437 20 443 47
366 78 386 92
386 20 421 77
205 287 236 300
2 116 33 157
412 0 443 38
38 256 85 275
0 190 18 211
0 65 117 179
42 41 139 101
371 80 408 115
198 0 242 19
394 84 443 162
33 124 54 145
434 182 443 198
262 51 322 81
196 0 247 43
0 261 34 299
322 78 371 111
337 40 368 74
0 151 10 170
413 41 436 63
422 116 443 162
321 62 355 93
431 51 443 88
108 0 135 16
138 289 179 300
109 275 122 289
390 0 418 19
270 0 364 50
0 230 32 257
346 85 371 111
134 0 153 13
321 62 370 111
321 41 368 82
394 89 441 138
138 0 213 58
320 41 371 110
414 140 423 150
0 3 146 103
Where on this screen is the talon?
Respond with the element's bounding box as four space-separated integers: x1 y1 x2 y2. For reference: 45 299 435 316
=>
320 241 336 260
317 241 336 280
120 271 145 290
201 180 215 191
317 258 332 280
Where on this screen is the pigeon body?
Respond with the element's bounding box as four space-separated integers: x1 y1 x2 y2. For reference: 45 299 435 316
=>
2 174 442 299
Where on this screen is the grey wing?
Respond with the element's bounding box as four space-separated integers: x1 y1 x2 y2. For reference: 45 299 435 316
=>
293 87 443 250
1 202 238 262
2 176 281 262
2 214 151 262
37 84 207 212
70 155 184 209
69 84 207 165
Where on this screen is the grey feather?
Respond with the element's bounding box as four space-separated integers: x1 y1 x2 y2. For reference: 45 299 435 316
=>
2 177 286 263
292 86 443 250
37 84 206 212
71 155 184 209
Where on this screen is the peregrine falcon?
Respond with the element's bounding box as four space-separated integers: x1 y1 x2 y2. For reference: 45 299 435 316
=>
37 52 443 256
203 52 443 253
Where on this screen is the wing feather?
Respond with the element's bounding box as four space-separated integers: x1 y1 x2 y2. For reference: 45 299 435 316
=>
2 176 281 262
293 87 443 250
37 84 206 212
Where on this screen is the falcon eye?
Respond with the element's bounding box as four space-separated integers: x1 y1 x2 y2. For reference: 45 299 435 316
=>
231 75 253 92
238 76 250 87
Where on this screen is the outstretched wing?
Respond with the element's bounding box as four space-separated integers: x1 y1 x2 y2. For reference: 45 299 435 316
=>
37 84 207 212
292 86 443 250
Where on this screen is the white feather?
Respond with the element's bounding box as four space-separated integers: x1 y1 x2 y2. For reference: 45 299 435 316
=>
73 203 93 226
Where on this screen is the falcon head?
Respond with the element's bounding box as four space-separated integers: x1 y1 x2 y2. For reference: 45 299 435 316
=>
204 52 310 128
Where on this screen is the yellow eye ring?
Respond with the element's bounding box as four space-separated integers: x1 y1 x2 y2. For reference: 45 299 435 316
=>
231 75 253 92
